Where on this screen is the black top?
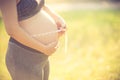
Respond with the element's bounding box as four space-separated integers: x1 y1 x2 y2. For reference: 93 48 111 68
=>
17 0 44 21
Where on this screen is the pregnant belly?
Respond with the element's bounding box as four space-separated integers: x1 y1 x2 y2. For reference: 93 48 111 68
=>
19 10 59 45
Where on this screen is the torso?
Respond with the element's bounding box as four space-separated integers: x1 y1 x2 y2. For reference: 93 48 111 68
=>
17 0 59 45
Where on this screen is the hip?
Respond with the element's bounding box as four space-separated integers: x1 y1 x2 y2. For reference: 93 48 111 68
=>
6 37 49 62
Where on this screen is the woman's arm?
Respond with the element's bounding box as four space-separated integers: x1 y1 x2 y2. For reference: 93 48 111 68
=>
0 0 57 55
42 4 66 36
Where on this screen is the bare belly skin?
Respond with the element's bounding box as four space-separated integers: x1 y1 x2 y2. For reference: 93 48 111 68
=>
19 10 59 45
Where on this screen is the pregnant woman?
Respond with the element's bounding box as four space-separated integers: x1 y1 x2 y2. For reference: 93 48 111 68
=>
0 0 66 80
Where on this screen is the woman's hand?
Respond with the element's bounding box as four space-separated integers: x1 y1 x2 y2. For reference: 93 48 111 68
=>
42 5 67 37
55 16 67 37
42 41 59 56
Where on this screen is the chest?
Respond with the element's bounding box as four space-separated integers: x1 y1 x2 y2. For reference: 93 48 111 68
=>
17 0 44 21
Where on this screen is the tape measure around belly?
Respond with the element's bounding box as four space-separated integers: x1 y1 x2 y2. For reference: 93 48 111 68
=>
31 30 61 37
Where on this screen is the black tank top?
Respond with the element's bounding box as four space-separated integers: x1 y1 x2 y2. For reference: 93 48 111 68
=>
17 0 44 21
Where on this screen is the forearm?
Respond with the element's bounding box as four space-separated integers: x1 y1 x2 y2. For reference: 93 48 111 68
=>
42 4 66 37
42 4 62 22
9 24 46 54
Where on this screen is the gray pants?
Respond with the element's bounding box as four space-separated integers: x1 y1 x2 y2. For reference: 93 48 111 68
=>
6 38 49 80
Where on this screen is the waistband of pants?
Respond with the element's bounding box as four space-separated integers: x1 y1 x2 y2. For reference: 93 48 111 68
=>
9 37 43 54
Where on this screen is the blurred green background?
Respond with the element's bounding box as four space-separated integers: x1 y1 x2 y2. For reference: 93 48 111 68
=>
0 0 120 80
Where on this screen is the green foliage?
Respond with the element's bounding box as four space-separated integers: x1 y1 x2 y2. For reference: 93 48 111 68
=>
51 10 120 80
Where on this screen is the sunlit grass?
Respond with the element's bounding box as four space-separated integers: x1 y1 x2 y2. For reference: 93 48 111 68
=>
49 10 120 80
0 10 120 80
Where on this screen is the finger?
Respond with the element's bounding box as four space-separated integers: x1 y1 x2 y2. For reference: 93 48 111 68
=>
55 44 58 48
61 23 66 28
56 22 62 28
58 29 65 33
48 41 58 47
55 41 59 49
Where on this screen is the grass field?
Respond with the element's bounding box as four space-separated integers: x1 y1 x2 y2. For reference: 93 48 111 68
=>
0 9 120 80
